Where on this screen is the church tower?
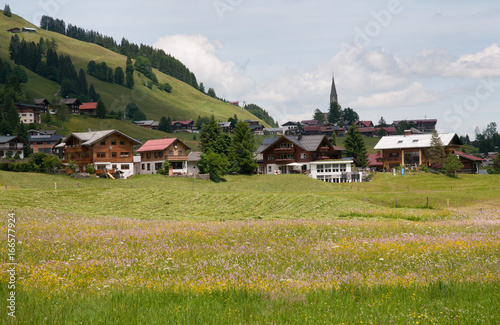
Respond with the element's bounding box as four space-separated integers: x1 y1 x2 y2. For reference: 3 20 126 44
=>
330 75 338 104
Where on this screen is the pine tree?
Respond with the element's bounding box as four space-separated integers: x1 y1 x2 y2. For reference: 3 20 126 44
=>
4 4 12 17
158 116 170 132
126 56 134 88
200 115 222 154
95 99 106 119
442 154 463 176
114 66 124 85
428 129 446 167
328 101 342 124
229 121 257 174
344 125 368 167
14 122 31 157
330 132 337 146
77 69 88 96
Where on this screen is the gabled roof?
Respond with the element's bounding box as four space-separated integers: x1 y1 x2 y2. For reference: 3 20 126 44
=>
188 151 202 162
374 133 462 150
357 121 374 128
171 120 194 125
34 98 50 105
136 138 190 152
358 127 377 133
79 102 98 110
282 121 297 127
67 130 140 146
0 136 25 144
60 98 82 105
456 151 484 162
257 135 344 153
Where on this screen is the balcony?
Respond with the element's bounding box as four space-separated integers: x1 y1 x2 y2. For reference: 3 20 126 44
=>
275 147 294 152
0 144 23 150
166 155 189 161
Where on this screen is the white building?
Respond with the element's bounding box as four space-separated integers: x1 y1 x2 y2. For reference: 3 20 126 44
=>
309 160 363 183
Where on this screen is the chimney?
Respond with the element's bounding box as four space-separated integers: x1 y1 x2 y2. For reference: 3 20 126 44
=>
404 130 411 136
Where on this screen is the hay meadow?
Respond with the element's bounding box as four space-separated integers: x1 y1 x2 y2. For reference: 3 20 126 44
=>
1 171 499 324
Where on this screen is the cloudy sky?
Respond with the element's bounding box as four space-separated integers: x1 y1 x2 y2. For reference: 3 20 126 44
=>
12 0 500 136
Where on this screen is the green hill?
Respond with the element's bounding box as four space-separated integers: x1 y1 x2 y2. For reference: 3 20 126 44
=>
0 12 268 127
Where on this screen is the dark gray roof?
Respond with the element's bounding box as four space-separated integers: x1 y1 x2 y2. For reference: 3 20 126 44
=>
0 136 24 144
29 135 64 142
256 137 280 153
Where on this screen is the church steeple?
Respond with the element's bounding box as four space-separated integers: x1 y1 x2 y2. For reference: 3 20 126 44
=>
330 75 338 104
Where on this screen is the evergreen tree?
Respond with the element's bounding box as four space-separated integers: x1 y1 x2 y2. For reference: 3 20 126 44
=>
344 125 368 167
14 123 31 157
207 88 217 99
4 4 12 17
198 151 228 182
95 99 106 118
88 84 99 102
377 128 387 137
200 115 222 154
158 116 172 133
428 129 446 167
114 66 124 85
166 116 172 133
330 132 337 146
199 82 205 93
77 69 88 96
125 102 139 119
107 67 114 83
442 154 464 176
132 110 146 121
377 116 388 127
3 93 20 134
229 121 257 174
328 101 342 124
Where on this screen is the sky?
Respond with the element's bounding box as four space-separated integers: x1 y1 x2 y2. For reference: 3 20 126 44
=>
11 0 500 137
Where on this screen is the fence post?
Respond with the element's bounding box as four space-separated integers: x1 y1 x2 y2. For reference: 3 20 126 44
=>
395 196 398 207
55 182 57 190
447 199 449 208
426 197 429 208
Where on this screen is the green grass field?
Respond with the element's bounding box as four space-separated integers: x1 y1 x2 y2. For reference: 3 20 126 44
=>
0 171 499 323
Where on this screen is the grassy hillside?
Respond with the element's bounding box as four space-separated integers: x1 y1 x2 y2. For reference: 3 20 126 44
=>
0 13 268 126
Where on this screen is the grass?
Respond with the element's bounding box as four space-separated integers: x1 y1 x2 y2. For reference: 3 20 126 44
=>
0 171 499 323
0 13 267 125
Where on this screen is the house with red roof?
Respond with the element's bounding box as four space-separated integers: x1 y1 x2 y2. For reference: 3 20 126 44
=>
136 138 191 175
456 151 484 174
367 151 384 170
355 121 374 128
79 102 97 115
171 120 194 132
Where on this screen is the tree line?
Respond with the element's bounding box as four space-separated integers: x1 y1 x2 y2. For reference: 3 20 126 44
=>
244 104 279 128
40 15 199 90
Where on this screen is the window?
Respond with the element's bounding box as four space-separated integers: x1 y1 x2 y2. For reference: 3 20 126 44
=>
301 153 306 159
412 139 419 143
112 152 117 158
340 164 346 172
268 166 272 173
159 152 163 157
120 140 125 145
280 154 287 160
37 142 43 145
268 154 273 161
147 163 150 171
332 164 339 172
112 164 117 169
287 154 294 159
178 150 183 156
147 153 151 158
97 152 106 158
120 152 129 158
142 164 145 170
317 164 324 173
100 140 106 145
280 143 293 149
397 140 403 144
155 163 162 170
111 140 116 145
389 152 399 157
121 164 130 170
325 164 332 173
169 150 174 155
154 152 159 158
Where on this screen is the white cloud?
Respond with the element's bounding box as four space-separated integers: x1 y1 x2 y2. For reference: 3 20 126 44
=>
153 34 254 99
352 82 441 108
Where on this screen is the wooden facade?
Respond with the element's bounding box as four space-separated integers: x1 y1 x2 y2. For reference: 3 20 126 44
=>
258 135 343 175
61 130 140 178
137 138 190 174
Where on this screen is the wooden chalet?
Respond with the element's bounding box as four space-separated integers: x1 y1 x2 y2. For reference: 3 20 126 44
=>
15 102 47 124
7 27 21 33
60 98 82 114
257 135 344 175
171 120 194 132
136 138 190 175
79 102 97 115
0 136 26 159
60 130 140 178
374 132 463 170
393 119 437 133
456 151 484 174
133 120 159 130
34 98 50 109
356 121 374 128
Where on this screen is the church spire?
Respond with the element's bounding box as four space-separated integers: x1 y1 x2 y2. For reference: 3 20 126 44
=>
330 75 338 104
